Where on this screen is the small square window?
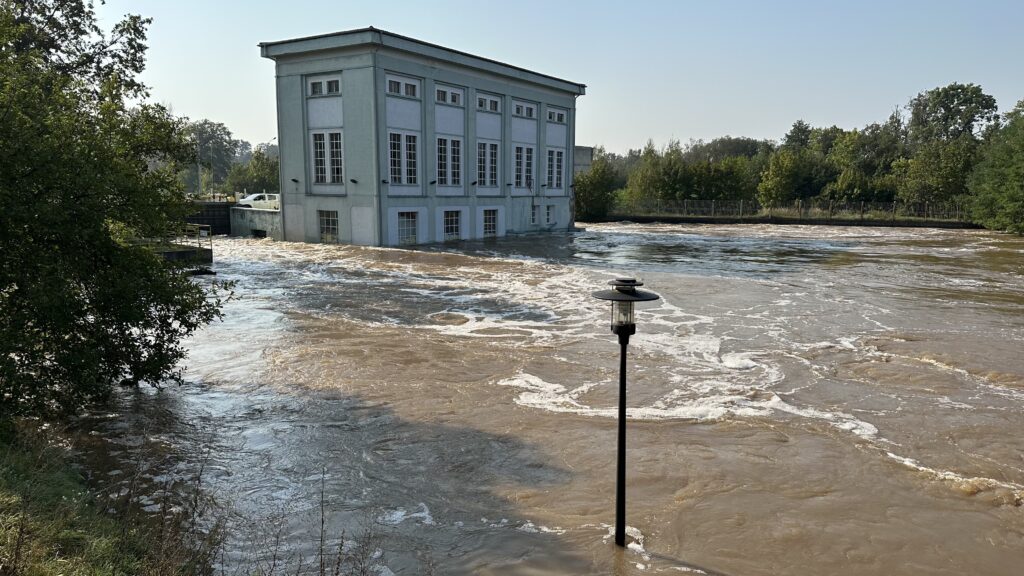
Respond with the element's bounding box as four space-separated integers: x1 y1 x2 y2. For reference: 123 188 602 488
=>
310 81 323 96
526 107 534 118
450 92 460 106
436 89 447 103
478 97 487 109
489 99 499 112
388 79 401 94
515 104 524 116
405 82 418 98
326 80 340 94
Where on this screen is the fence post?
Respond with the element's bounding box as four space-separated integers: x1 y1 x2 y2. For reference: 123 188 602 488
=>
739 199 744 219
892 201 896 222
683 199 688 215
711 200 715 217
860 201 864 221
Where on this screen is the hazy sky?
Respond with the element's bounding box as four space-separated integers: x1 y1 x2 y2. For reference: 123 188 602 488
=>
98 0 1024 153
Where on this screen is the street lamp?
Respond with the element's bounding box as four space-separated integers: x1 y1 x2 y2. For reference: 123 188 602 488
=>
592 278 660 547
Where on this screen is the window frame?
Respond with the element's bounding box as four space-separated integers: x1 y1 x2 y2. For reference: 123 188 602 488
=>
435 85 465 107
514 145 535 189
386 74 421 100
476 140 500 189
397 211 418 245
483 209 498 237
443 210 461 241
546 147 564 190
546 204 554 224
512 100 536 119
476 93 502 113
310 130 344 187
388 130 419 186
317 210 339 243
436 136 463 187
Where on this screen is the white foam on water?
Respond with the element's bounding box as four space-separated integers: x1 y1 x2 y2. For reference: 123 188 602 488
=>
378 503 435 526
885 452 1024 498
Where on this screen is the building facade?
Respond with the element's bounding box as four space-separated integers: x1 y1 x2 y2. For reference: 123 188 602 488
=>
259 28 586 246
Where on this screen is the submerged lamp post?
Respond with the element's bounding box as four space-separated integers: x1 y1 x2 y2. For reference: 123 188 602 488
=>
592 278 660 547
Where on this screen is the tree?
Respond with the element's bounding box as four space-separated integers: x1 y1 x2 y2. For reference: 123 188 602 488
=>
223 143 280 196
0 0 228 417
908 83 999 144
970 100 1024 233
757 148 806 207
180 119 242 196
782 120 813 149
574 155 618 221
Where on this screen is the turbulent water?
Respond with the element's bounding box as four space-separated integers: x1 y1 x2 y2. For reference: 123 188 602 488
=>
84 224 1024 574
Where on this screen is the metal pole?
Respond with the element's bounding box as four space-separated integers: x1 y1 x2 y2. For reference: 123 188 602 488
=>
616 333 629 547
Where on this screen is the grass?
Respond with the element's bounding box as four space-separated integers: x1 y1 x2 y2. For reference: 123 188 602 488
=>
0 420 211 576
0 421 146 574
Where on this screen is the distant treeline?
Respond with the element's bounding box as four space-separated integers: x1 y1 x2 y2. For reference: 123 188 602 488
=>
575 82 1024 233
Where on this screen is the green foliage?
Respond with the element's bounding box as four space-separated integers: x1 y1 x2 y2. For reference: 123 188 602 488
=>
223 144 280 196
573 155 618 221
0 0 228 417
909 82 999 144
757 148 805 206
180 119 244 196
970 101 1024 233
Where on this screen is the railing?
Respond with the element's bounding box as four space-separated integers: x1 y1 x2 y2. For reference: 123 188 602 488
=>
612 198 971 223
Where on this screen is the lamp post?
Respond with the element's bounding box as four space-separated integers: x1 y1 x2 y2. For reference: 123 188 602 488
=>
592 278 660 547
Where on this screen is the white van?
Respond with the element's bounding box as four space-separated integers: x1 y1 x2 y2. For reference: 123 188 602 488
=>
236 193 280 210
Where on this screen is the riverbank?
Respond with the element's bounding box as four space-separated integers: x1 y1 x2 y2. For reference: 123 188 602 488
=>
600 213 981 229
0 421 215 575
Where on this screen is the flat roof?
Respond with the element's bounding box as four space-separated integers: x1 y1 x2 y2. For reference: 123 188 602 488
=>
259 27 586 96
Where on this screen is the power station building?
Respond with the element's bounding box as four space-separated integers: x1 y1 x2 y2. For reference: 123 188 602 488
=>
259 28 586 245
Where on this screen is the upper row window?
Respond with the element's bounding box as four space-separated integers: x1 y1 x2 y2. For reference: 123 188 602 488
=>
308 76 340 97
436 86 464 106
477 95 501 113
547 109 566 123
513 101 536 119
387 75 420 99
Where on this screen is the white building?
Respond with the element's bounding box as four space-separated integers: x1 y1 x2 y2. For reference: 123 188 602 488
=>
259 28 586 246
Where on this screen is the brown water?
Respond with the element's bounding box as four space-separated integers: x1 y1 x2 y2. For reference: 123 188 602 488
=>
83 224 1024 574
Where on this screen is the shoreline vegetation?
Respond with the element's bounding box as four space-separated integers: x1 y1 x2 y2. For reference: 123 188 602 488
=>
574 83 1024 235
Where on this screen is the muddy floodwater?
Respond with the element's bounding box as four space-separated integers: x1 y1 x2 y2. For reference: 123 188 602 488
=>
84 224 1024 574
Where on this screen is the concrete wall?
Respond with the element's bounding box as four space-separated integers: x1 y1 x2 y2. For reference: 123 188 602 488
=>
230 207 283 240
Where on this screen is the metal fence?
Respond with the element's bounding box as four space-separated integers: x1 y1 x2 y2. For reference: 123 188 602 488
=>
612 198 971 223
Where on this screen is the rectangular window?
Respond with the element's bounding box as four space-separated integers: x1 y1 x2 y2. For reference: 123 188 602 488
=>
483 209 497 237
436 86 464 106
547 110 566 123
515 146 524 188
547 149 555 189
513 101 536 118
546 205 554 224
310 81 323 96
329 133 343 183
318 210 338 243
477 94 501 112
326 80 340 94
398 211 418 245
443 210 460 241
555 150 564 189
437 138 462 187
545 149 565 189
525 147 534 188
512 145 536 188
488 143 498 187
437 137 448 185
388 79 401 94
312 133 326 184
389 132 419 186
531 204 539 225
404 82 417 98
405 134 418 184
389 133 403 184
477 142 487 185
450 139 461 186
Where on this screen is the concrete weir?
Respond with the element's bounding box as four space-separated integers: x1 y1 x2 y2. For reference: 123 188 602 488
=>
230 207 283 240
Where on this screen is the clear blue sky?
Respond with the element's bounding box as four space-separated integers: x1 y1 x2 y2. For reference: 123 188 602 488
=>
98 0 1024 154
